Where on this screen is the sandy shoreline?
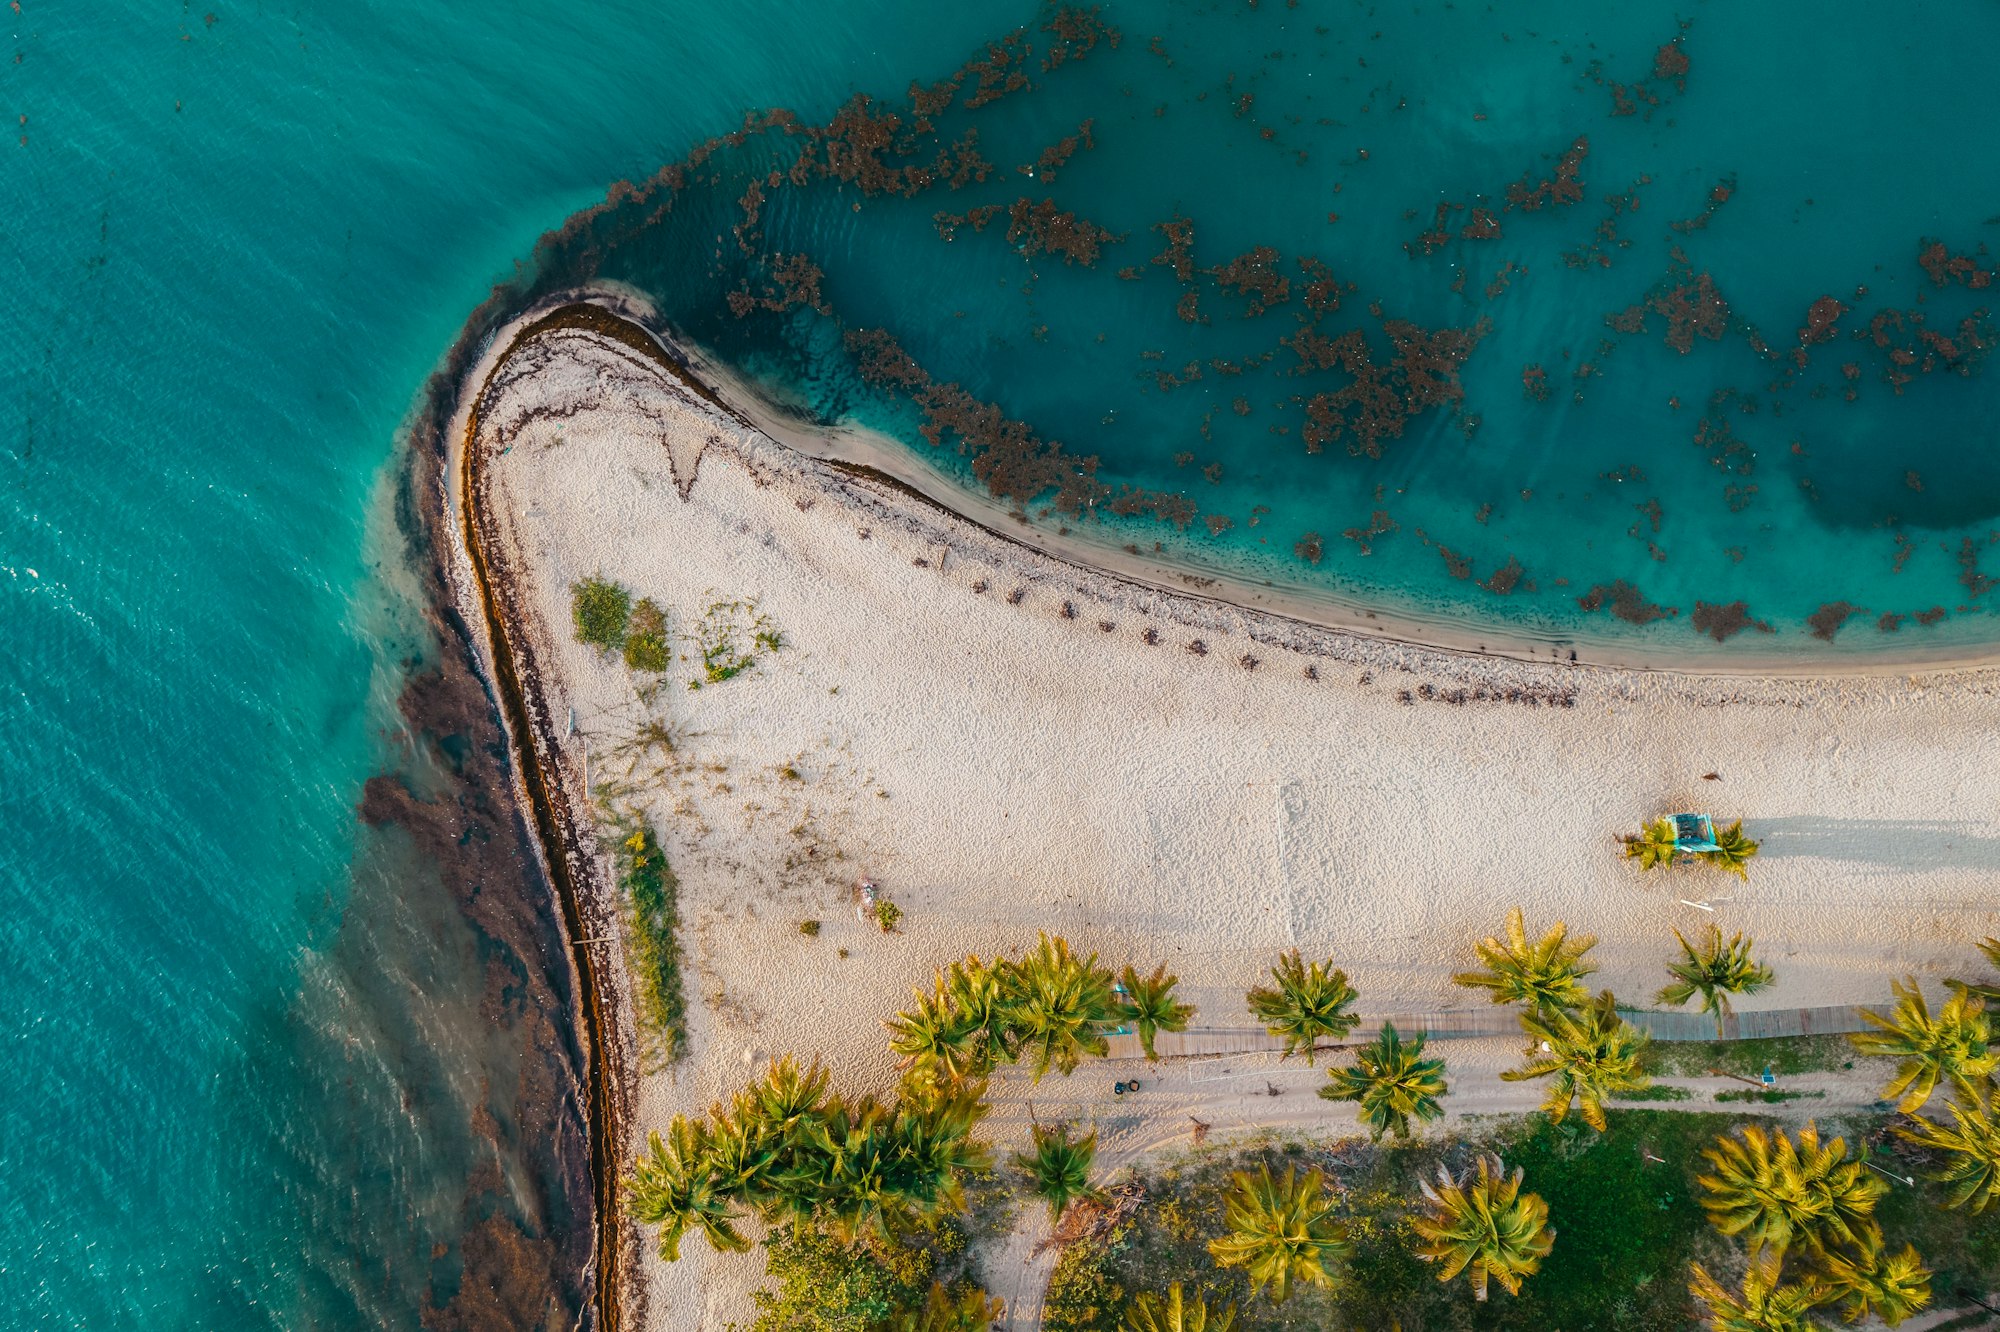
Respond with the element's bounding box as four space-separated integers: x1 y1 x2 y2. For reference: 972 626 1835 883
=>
648 304 2000 678
449 292 2000 1328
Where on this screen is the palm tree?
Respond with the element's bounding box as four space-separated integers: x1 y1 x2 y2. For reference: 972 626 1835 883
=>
890 1076 992 1222
1119 963 1195 1061
1207 1164 1348 1303
1895 1083 2000 1212
1319 1023 1448 1142
1501 990 1651 1130
1696 1122 1885 1260
1850 978 1997 1113
1006 934 1123 1081
949 957 1019 1069
706 1089 789 1219
800 1093 903 1243
892 1281 1004 1332
1410 1153 1553 1301
1012 1122 1099 1222
1700 819 1760 879
1245 950 1359 1064
1688 1258 1831 1332
707 1055 834 1224
626 1116 750 1261
887 959 1017 1082
1658 924 1776 1038
1124 1282 1237 1332
887 974 990 1082
1819 1241 1931 1327
1625 817 1681 871
1451 906 1597 1012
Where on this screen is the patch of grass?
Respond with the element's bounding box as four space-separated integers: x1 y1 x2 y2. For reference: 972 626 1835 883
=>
610 816 685 1069
1472 1111 1718 1330
1094 1112 1743 1331
623 597 671 672
1643 1033 1854 1080
1713 1088 1824 1104
1612 1084 1695 1102
689 597 783 687
571 574 632 652
798 920 821 938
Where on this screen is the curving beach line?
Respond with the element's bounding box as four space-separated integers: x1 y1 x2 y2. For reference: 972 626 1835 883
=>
447 289 2000 1326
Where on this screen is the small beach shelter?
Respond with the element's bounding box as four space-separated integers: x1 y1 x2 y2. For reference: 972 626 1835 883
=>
1668 813 1720 853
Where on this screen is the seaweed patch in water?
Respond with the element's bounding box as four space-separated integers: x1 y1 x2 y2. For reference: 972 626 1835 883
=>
1504 135 1589 211
1577 579 1678 624
1691 600 1772 642
1806 601 1864 641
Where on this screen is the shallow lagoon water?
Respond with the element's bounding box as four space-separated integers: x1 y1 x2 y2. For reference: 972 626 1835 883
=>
548 0 2000 661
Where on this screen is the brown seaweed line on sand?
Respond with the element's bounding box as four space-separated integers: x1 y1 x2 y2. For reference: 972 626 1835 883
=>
447 302 729 1332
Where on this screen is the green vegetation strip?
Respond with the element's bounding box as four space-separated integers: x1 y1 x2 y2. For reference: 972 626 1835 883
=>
1644 1033 1856 1080
611 815 686 1069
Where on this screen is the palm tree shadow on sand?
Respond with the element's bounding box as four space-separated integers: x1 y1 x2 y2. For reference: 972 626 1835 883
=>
1748 817 2000 873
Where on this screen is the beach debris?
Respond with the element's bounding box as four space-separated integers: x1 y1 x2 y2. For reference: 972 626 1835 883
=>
1189 1116 1210 1145
856 878 900 932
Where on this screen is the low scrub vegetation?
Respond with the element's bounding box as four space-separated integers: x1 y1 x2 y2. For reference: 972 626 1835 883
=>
610 815 686 1069
571 574 632 651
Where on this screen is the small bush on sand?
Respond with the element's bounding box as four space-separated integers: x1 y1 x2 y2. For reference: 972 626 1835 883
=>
624 597 671 672
612 816 686 1068
572 575 633 652
690 597 783 687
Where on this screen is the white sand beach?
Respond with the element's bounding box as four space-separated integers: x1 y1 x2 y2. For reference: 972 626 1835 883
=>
451 301 2000 1328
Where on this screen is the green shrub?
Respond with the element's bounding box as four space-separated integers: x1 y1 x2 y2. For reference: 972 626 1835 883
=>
623 597 671 672
1043 1236 1123 1332
612 817 686 1068
571 575 632 651
749 1224 931 1332
875 900 902 933
690 597 783 687
746 1220 997 1332
1714 1087 1824 1104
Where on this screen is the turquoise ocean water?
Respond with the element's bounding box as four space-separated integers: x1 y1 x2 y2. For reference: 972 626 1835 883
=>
5 2 1998 1328
1 3 1026 1327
